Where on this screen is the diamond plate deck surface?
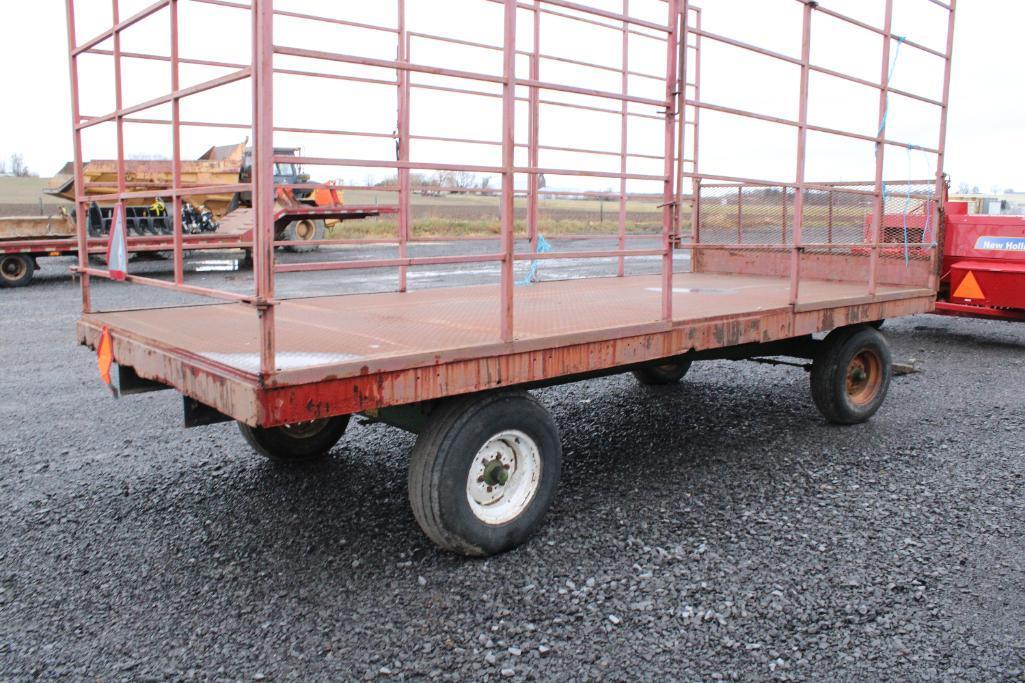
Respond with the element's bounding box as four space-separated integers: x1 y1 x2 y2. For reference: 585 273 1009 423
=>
84 273 923 378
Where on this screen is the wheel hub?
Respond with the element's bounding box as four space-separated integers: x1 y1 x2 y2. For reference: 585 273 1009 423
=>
845 350 882 406
466 430 542 525
2 257 27 281
295 220 316 241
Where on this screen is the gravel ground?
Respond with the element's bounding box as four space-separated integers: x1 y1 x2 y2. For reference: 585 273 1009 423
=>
1 247 1024 681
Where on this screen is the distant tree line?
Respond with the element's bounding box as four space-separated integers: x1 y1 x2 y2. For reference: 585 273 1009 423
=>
957 181 1016 195
0 153 37 177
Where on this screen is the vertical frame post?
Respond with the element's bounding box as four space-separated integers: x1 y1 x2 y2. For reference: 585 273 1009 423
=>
111 0 126 268
617 0 629 278
827 188 834 243
736 185 742 243
65 0 90 312
397 0 410 292
932 0 957 291
869 0 895 296
170 0 184 285
253 0 276 376
660 0 680 322
789 0 813 306
500 0 517 342
781 188 787 243
691 7 702 273
528 1 541 259
673 1 690 246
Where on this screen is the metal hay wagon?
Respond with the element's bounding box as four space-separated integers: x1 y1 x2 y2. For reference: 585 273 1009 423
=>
64 0 956 555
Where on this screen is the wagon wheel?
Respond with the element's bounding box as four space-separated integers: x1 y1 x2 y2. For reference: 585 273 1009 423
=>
408 391 562 556
0 254 35 288
238 415 350 462
632 359 692 386
810 325 892 425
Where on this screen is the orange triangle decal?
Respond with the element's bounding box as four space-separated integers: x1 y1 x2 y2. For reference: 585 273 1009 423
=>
953 271 985 300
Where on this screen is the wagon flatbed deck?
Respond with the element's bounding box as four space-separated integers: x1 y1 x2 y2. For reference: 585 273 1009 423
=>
78 272 934 426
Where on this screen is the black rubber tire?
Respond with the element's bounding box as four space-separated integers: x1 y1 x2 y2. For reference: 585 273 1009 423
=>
282 218 325 253
632 359 692 386
0 254 35 288
408 391 562 557
810 325 892 425
238 415 350 462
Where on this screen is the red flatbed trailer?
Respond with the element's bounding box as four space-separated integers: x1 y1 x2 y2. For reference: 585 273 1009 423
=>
0 204 394 287
63 0 957 556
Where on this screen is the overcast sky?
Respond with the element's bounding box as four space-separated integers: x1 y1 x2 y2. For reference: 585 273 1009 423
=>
0 0 1021 194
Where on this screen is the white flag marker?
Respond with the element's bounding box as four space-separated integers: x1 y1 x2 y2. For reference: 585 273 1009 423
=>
106 204 128 281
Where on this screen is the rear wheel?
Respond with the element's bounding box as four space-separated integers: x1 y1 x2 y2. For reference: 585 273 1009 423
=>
282 218 325 253
408 391 562 556
238 415 350 462
632 359 692 386
0 254 35 288
811 326 892 425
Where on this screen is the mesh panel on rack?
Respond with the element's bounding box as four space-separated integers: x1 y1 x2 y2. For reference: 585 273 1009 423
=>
696 184 796 248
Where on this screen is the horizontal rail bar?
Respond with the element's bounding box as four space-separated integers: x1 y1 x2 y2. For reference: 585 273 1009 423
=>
190 0 400 34
810 63 944 108
681 243 936 250
74 266 253 302
809 4 948 60
699 179 936 188
688 99 940 154
275 45 667 109
407 30 666 83
511 248 666 260
404 78 665 122
287 156 503 174
411 132 664 161
686 172 882 198
534 0 670 33
282 156 665 182
73 0 170 55
77 68 252 130
489 0 668 41
275 253 506 273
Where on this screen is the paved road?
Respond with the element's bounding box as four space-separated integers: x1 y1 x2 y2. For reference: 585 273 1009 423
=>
1 244 1023 680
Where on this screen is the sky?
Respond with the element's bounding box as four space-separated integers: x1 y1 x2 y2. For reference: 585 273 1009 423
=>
0 0 1021 195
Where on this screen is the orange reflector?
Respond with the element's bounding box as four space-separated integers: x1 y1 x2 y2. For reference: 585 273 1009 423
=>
97 325 114 386
49 251 62 257
953 271 985 300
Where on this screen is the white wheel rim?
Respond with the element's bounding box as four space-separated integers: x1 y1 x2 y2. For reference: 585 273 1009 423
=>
465 430 542 526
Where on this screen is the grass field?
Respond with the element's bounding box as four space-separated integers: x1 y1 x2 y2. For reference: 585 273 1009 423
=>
0 175 880 241
332 189 671 239
0 177 68 217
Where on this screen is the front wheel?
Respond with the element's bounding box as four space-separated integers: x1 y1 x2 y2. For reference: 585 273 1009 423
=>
408 391 562 556
0 254 35 288
811 326 892 425
238 415 350 463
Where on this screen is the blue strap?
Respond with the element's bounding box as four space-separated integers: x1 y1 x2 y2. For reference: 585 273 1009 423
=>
877 36 906 137
517 234 553 285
